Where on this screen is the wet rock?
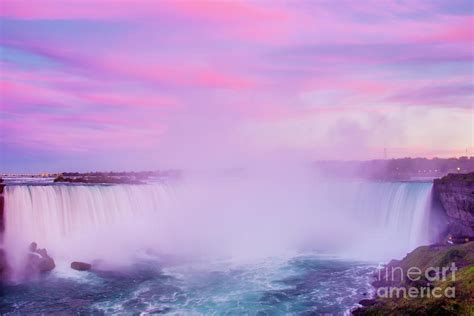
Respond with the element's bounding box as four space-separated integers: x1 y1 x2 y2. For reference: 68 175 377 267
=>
71 261 92 271
26 242 55 274
359 299 376 307
352 300 378 315
145 306 171 314
0 247 8 281
351 307 365 315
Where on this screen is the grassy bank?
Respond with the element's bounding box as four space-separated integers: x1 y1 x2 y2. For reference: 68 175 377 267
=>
355 242 474 315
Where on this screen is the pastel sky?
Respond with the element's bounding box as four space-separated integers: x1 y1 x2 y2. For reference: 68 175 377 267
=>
0 0 473 172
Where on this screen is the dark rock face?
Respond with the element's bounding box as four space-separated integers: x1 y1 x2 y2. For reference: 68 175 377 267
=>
433 173 474 238
0 179 5 282
358 299 376 307
0 195 4 234
0 248 8 281
70 261 92 271
351 307 365 315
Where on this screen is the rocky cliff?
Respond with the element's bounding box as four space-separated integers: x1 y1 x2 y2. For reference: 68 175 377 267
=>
351 173 474 315
0 179 6 281
353 242 474 315
433 173 474 238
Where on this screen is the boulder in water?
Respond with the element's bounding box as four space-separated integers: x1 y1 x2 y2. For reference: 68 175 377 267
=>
71 261 92 271
26 242 55 274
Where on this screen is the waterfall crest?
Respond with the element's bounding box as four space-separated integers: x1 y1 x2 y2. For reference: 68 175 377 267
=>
4 180 434 275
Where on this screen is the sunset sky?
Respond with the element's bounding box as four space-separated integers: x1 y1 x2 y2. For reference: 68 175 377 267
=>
0 0 473 172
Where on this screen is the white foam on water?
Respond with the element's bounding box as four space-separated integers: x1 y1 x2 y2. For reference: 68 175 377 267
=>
3 178 435 278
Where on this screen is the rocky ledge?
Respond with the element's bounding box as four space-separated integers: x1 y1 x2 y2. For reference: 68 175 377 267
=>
353 173 474 315
53 170 181 185
54 174 145 184
434 172 474 238
26 242 56 275
71 261 92 271
353 242 474 315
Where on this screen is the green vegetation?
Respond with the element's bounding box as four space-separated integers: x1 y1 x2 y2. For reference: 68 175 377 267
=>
395 242 474 273
358 242 474 315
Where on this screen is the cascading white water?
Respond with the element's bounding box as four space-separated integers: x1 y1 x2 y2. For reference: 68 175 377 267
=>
4 183 176 278
319 181 434 259
3 179 434 278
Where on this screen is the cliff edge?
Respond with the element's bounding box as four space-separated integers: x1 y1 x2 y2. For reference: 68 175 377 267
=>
353 242 474 315
433 173 474 238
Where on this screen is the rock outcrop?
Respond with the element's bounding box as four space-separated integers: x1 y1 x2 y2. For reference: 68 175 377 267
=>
54 174 145 184
26 242 55 275
352 173 474 315
433 173 474 238
0 177 4 235
71 261 92 271
353 242 474 315
0 178 5 281
0 247 7 281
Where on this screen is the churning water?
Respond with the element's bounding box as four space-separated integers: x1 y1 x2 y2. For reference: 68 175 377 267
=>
1 178 434 314
1 254 375 314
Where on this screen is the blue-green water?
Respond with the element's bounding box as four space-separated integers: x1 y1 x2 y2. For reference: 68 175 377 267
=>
2 181 432 314
0 255 374 315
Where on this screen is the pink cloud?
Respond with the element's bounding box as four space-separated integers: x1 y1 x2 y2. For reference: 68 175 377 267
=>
426 16 474 43
93 58 257 90
1 77 178 112
2 111 166 153
0 0 156 20
2 38 257 90
0 80 75 111
77 91 178 109
1 0 472 170
0 0 289 23
166 1 288 22
0 0 300 44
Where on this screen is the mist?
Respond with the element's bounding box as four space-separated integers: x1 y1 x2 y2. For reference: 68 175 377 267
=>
4 164 440 281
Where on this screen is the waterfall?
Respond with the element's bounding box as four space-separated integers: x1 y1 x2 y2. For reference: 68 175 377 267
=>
322 181 434 259
4 184 176 277
3 180 434 277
